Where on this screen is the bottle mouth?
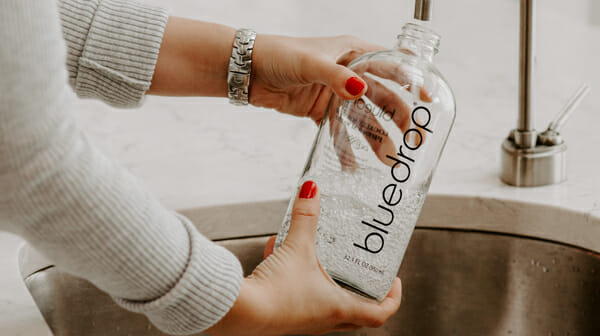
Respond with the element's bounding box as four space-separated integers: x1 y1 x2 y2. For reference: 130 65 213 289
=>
396 23 441 54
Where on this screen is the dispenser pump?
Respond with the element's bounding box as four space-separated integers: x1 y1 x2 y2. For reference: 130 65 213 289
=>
414 0 432 21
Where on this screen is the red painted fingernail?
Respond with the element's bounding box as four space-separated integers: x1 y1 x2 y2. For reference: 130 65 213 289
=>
299 180 317 199
345 77 365 96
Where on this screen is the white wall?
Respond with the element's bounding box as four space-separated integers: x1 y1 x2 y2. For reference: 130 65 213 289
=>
591 0 600 25
149 0 598 128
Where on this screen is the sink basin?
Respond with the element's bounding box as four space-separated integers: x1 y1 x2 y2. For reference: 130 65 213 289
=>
18 196 600 336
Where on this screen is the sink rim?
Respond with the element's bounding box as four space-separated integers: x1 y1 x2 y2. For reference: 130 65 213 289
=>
178 194 600 253
19 194 600 280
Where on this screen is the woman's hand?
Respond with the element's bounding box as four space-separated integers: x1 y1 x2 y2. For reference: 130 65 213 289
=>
149 19 416 130
250 35 432 171
149 19 426 169
206 181 402 336
148 18 380 120
249 34 383 124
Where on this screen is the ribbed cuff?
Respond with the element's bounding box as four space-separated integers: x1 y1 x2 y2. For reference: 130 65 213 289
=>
64 0 169 108
114 215 244 335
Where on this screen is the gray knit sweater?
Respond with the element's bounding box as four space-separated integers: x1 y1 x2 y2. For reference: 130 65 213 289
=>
0 0 243 334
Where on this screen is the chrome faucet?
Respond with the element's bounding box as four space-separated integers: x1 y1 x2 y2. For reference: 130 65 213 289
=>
414 0 432 21
501 0 589 187
415 0 590 187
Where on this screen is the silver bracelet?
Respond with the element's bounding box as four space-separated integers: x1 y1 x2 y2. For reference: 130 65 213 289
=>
227 29 256 105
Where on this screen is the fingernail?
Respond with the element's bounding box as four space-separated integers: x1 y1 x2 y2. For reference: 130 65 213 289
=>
345 77 365 96
299 180 317 199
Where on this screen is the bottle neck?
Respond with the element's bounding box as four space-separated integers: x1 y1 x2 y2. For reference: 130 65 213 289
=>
395 23 440 62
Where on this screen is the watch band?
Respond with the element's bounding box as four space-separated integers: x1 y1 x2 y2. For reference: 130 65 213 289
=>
227 29 256 105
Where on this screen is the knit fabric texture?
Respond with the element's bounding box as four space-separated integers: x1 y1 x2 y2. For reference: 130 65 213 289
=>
0 0 243 334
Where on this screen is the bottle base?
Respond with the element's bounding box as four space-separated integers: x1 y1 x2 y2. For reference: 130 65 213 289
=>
331 275 382 302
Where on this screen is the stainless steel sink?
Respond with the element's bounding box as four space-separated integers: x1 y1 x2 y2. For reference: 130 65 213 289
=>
18 196 600 336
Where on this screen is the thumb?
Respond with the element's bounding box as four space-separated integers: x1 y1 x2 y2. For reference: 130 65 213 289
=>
305 59 367 100
263 235 276 259
284 180 320 250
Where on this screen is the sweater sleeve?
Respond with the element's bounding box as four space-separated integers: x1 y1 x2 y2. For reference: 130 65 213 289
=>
0 1 243 334
57 0 168 108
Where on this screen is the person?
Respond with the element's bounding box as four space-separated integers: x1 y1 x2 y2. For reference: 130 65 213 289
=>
0 0 402 335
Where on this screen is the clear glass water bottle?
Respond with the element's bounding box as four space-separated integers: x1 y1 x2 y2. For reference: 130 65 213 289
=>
275 22 456 301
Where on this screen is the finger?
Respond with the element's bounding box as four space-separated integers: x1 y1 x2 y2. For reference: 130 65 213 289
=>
362 77 430 148
346 99 398 165
316 35 384 66
263 235 276 260
336 43 386 67
362 76 430 147
349 278 402 328
378 277 403 315
353 60 433 103
363 76 412 133
309 86 333 125
329 104 359 171
284 180 320 251
302 56 367 100
420 86 433 103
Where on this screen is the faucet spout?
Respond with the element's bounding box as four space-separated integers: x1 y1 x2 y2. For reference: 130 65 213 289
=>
414 0 432 21
516 0 537 148
500 0 589 187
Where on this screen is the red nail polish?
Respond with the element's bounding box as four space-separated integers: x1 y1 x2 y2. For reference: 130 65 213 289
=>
345 77 365 96
299 180 317 199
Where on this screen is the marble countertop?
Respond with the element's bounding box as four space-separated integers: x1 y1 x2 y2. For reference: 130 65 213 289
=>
2 0 599 334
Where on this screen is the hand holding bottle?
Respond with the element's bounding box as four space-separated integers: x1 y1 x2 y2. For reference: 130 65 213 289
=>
249 34 378 123
207 181 402 336
150 19 418 169
250 34 428 170
273 23 455 301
